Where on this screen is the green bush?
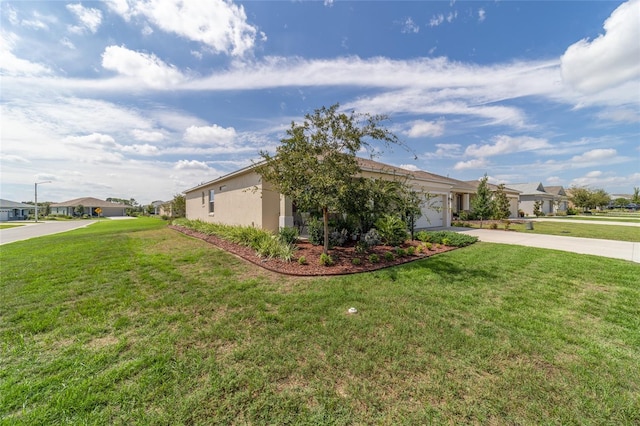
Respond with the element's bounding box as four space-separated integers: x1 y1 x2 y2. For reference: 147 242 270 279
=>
278 226 299 245
489 223 498 229
375 215 408 246
368 253 380 263
384 251 395 261
362 229 382 248
319 253 334 266
355 241 369 254
394 247 406 257
407 246 416 256
329 228 349 247
351 257 362 266
415 231 430 242
307 217 324 246
420 231 478 247
298 256 307 265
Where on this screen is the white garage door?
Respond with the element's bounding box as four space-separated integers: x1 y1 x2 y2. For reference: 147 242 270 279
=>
0 210 9 221
415 195 444 228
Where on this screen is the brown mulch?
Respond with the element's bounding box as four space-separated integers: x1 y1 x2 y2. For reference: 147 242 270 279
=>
169 225 457 276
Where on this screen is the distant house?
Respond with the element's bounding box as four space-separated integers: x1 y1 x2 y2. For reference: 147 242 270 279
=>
0 199 35 221
508 183 568 216
49 197 127 217
463 181 521 219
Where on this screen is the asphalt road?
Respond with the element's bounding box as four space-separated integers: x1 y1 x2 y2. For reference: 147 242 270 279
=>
0 221 98 245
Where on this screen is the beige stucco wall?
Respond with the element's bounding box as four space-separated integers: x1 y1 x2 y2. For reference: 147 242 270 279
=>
185 170 285 232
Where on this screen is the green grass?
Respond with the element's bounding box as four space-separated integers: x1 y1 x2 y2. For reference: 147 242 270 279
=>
546 215 640 223
507 221 640 242
1 218 639 424
0 224 24 229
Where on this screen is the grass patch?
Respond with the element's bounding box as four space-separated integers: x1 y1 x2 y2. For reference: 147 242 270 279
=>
1 218 639 424
509 221 640 242
0 224 25 229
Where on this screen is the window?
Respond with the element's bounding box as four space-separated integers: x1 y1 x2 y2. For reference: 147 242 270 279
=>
209 189 215 213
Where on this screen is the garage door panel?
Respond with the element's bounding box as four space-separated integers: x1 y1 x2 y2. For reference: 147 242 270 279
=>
415 196 443 228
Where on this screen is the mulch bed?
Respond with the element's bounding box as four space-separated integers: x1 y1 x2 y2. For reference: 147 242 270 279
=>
169 225 457 276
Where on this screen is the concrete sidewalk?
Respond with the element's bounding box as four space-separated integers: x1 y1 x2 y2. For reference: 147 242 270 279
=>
0 221 97 245
456 228 640 263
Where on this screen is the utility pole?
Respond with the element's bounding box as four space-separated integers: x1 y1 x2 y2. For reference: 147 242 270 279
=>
35 181 52 222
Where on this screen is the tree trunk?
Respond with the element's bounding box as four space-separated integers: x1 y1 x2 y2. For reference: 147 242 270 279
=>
322 207 330 255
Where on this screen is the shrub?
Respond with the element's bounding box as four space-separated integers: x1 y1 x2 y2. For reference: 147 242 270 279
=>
298 256 307 265
441 238 451 246
414 245 422 254
362 228 382 248
384 251 395 262
394 247 406 257
351 257 362 266
489 223 498 230
407 246 416 256
503 220 511 230
278 226 299 245
319 253 334 266
368 253 380 263
423 242 433 251
307 217 324 246
375 215 408 246
355 241 369 254
415 231 430 243
329 228 350 247
419 231 478 247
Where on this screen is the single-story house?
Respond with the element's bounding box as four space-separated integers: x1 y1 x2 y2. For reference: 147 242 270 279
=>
184 157 521 233
507 183 568 216
0 199 35 221
462 181 521 219
150 200 172 216
49 197 128 217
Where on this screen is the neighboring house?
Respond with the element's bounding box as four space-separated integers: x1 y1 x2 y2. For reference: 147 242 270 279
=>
507 183 568 216
0 199 35 221
49 197 128 217
150 200 171 216
184 157 508 233
463 181 521 219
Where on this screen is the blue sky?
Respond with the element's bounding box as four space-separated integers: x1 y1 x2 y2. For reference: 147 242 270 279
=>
1 0 638 204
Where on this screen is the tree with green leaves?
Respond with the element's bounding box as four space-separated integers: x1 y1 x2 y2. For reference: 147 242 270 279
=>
492 183 511 220
171 194 186 218
256 103 402 254
471 174 492 228
569 186 592 211
533 200 544 217
632 187 640 204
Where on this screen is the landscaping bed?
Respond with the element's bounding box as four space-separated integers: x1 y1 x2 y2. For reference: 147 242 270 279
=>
170 224 459 276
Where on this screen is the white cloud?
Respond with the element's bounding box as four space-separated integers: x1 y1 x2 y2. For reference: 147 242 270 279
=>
406 119 445 138
174 159 210 170
0 32 52 76
447 11 458 23
101 45 185 88
465 135 551 158
424 143 462 159
570 148 617 163
64 132 117 147
66 3 103 34
400 17 420 34
131 129 165 142
184 124 237 145
478 8 486 23
60 37 76 49
399 164 420 171
114 0 261 56
429 14 444 27
454 158 488 170
560 0 640 96
120 143 159 155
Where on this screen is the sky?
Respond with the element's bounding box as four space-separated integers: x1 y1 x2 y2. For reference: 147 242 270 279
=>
1 0 639 205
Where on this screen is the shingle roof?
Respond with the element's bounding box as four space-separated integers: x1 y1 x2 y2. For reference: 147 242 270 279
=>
49 197 128 208
506 183 548 196
0 199 35 209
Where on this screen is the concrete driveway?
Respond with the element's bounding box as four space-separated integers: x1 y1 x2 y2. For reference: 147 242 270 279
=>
0 221 98 245
457 228 640 263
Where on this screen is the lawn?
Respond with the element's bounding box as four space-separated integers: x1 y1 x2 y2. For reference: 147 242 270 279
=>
0 224 25 230
509 221 640 242
1 218 638 424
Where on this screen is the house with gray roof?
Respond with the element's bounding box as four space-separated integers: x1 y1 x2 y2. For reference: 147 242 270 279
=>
0 199 35 221
507 183 568 216
49 197 128 217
